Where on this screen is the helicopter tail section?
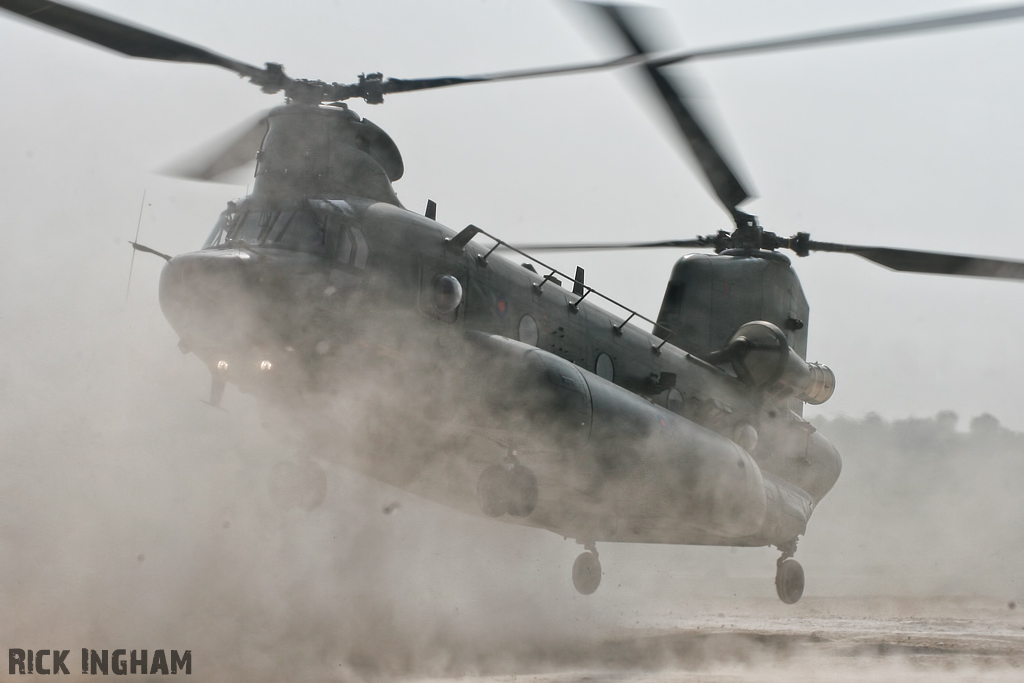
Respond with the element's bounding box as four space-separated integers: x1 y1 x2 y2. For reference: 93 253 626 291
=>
656 251 810 361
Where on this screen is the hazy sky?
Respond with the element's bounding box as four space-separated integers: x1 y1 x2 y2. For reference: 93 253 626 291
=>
3 0 1024 428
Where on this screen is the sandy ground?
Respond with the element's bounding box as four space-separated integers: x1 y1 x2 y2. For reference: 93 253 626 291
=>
404 596 1024 683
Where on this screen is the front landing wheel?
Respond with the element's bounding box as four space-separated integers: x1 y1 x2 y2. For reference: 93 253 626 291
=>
572 551 601 595
476 464 509 517
775 557 805 604
476 464 538 518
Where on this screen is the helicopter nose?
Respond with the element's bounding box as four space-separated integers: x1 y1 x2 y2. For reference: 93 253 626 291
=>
159 250 260 350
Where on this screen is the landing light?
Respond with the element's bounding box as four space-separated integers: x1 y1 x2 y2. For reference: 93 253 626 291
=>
216 360 229 371
260 360 273 371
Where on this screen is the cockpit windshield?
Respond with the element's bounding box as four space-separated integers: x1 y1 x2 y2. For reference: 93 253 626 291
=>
203 212 231 249
203 207 327 255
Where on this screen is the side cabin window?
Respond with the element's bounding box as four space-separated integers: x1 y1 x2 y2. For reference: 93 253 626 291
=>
335 227 368 269
418 266 463 324
650 387 685 416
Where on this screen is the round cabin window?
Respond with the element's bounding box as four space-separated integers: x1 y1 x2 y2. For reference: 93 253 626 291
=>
518 315 539 346
431 274 463 314
595 353 614 382
667 388 684 414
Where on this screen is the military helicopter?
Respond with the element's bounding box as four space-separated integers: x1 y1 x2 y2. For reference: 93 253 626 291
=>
6 0 1024 605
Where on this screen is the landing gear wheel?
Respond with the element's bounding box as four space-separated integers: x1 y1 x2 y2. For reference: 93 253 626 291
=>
572 551 602 595
477 464 509 517
775 557 805 604
269 459 327 512
505 465 538 517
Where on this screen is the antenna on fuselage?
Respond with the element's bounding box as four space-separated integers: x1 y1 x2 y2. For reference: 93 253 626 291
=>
125 189 147 304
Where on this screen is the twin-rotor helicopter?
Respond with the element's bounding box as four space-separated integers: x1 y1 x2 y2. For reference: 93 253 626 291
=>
5 0 1024 604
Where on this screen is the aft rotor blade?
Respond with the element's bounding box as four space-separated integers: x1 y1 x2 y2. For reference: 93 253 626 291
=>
809 241 1024 280
593 3 750 214
653 4 1024 68
512 238 708 252
0 0 266 79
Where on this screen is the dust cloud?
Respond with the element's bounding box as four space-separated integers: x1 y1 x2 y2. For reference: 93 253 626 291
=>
0 221 614 681
802 412 1024 601
2 221 1024 683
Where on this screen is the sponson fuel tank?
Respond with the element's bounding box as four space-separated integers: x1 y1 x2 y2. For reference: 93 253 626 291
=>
463 333 768 540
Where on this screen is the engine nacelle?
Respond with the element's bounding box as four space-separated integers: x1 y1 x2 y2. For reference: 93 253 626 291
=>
709 321 835 405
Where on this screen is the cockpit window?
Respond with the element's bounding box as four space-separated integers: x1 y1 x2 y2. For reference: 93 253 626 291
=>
203 211 233 249
264 212 294 243
227 211 264 245
274 211 326 253
212 208 327 255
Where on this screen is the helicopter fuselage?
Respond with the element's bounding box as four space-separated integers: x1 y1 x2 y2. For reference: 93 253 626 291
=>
158 194 841 551
10 0 1024 605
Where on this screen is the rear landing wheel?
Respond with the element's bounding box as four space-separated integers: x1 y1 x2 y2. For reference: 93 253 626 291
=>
572 551 601 595
775 557 804 604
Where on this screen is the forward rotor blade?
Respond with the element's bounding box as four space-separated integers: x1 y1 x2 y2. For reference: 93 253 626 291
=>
7 0 1024 107
364 56 640 101
163 111 270 181
0 0 266 79
809 241 1024 280
378 3 1024 98
593 3 750 214
511 238 708 252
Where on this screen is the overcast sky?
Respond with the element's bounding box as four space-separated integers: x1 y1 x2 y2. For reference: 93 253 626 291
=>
3 0 1024 428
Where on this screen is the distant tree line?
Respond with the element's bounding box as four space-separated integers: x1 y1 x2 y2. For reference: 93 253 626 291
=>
811 410 1024 495
805 411 1024 594
815 409 1021 450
